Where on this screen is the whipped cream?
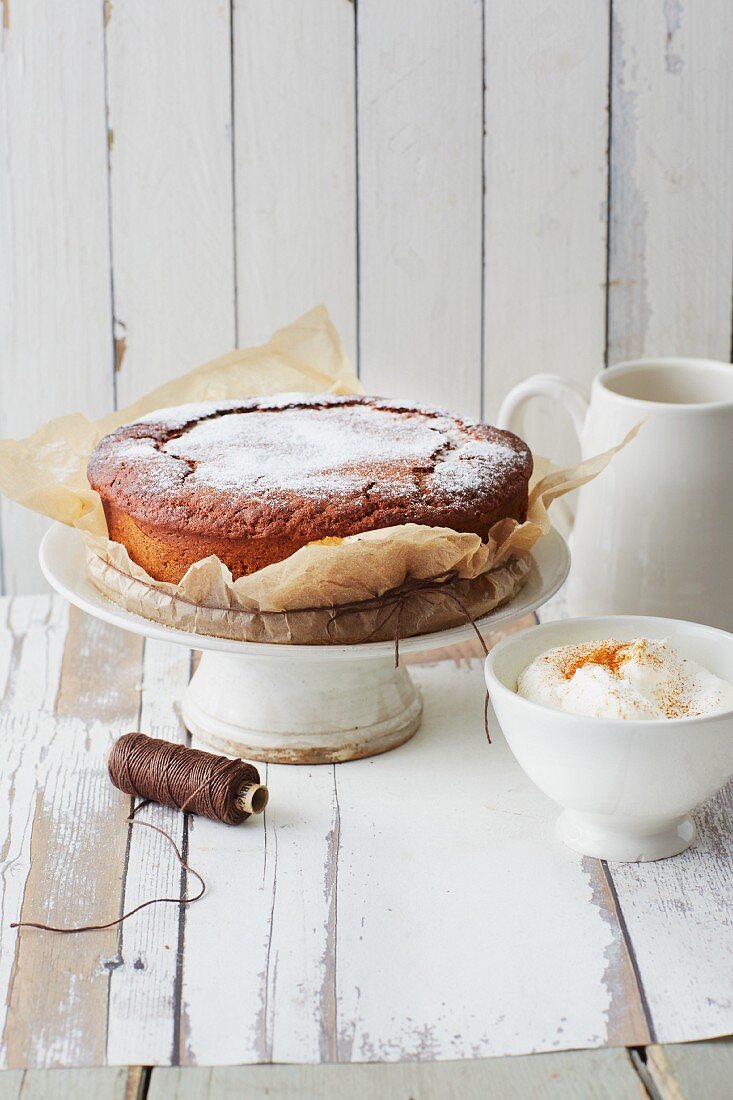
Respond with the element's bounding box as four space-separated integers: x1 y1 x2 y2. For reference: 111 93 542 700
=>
517 637 733 720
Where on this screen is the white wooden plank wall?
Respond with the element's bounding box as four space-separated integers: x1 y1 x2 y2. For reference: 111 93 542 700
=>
607 0 733 365
106 0 236 408
0 0 114 594
233 0 358 362
482 0 609 462
357 0 484 417
1 0 732 593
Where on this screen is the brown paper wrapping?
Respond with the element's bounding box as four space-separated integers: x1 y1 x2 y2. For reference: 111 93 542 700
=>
84 544 533 645
0 306 640 645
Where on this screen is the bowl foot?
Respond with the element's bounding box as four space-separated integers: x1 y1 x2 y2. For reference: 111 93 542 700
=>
182 650 423 764
556 810 697 863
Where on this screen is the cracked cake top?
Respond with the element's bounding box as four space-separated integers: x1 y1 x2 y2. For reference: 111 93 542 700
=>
87 394 533 543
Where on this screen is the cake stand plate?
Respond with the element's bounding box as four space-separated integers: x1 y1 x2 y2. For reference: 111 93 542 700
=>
40 525 569 763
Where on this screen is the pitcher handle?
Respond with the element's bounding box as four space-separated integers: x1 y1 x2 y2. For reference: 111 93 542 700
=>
497 374 589 440
497 375 589 537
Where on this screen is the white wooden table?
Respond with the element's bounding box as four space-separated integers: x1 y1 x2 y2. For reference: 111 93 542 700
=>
0 594 731 1097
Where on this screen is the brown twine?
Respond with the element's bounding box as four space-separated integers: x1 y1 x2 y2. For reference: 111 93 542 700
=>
11 576 494 934
411 586 492 743
95 558 502 741
108 733 263 826
324 572 494 743
10 734 265 935
320 570 491 656
95 556 513 624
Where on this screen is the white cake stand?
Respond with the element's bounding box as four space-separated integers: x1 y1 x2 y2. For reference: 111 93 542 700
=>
40 524 569 764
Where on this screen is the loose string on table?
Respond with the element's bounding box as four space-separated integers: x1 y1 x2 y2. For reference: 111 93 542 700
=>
10 574 494 935
10 735 268 935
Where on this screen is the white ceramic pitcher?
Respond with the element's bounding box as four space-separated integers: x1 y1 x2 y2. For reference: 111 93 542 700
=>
498 358 733 630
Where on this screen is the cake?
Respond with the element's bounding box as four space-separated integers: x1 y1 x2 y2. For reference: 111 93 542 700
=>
87 394 533 583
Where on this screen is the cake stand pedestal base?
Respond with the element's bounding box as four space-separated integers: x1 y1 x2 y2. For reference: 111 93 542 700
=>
181 650 423 764
39 522 569 765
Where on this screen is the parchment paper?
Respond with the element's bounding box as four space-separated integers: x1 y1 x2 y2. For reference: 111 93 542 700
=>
0 306 639 644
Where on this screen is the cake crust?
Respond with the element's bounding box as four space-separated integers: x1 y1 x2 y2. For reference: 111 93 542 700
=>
87 394 533 582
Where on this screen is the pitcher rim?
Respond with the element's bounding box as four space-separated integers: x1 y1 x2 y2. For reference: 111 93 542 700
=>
598 358 733 411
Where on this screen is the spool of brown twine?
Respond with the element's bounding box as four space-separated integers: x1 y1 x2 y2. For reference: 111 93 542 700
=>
108 733 269 824
10 733 268 935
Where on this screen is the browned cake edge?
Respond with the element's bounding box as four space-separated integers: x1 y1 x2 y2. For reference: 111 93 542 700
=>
102 482 529 583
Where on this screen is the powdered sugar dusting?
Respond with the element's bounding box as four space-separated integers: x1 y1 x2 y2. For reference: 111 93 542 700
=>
137 392 490 431
90 396 533 541
148 399 524 501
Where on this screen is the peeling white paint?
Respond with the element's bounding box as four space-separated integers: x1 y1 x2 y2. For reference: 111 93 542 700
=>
335 662 618 1061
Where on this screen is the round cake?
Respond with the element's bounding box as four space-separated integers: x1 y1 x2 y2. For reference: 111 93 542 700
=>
87 394 533 583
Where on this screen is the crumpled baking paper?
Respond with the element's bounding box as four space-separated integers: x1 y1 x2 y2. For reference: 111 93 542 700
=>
0 305 639 644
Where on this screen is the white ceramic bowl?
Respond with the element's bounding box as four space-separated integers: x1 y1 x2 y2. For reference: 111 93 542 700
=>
485 616 733 862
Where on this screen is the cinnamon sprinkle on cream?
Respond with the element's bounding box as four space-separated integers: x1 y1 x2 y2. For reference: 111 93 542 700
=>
560 641 635 680
518 637 733 721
